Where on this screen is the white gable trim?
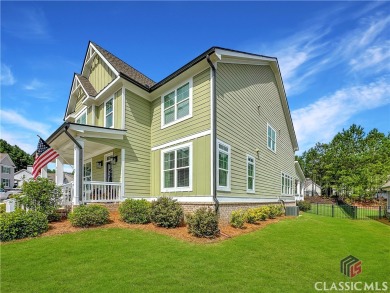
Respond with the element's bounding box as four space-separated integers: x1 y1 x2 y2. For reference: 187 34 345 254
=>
82 43 119 77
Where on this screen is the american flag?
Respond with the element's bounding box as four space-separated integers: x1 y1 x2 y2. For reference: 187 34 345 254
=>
32 138 59 179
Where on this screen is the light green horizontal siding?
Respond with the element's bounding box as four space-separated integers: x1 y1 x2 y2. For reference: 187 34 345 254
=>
86 89 151 196
216 63 295 198
88 56 115 93
95 104 103 127
150 135 211 196
150 69 211 147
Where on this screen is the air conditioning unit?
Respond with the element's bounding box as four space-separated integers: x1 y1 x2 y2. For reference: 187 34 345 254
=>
285 206 299 216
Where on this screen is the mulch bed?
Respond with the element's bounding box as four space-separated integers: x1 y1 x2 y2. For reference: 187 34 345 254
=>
42 211 291 244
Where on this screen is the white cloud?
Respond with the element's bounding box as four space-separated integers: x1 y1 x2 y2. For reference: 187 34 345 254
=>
0 109 51 137
292 78 390 152
1 64 16 86
349 42 390 73
23 79 45 90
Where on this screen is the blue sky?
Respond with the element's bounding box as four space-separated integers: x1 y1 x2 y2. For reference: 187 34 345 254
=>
1 1 389 156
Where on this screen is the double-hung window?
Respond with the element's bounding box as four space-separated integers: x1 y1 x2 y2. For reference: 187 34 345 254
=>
105 97 114 128
217 141 231 191
2 178 10 187
162 79 192 127
267 123 276 152
1 166 11 174
281 172 293 195
161 143 192 192
76 110 87 125
247 155 255 193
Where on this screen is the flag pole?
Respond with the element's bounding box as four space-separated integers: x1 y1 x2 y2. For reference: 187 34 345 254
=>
36 135 75 171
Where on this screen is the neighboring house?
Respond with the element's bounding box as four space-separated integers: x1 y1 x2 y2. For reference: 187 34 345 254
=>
381 177 390 213
295 161 305 201
14 166 34 187
38 42 300 219
304 178 322 196
0 153 15 188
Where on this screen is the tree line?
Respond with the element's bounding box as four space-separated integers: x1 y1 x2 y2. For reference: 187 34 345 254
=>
0 139 34 172
297 124 390 200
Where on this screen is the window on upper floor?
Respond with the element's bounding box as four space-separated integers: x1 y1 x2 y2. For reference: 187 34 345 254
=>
161 79 192 128
161 142 192 192
247 155 255 193
267 123 276 153
281 172 293 195
76 110 87 125
105 97 114 128
217 140 231 191
1 166 11 174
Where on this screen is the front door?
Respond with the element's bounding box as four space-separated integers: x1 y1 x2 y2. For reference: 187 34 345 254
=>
106 161 113 182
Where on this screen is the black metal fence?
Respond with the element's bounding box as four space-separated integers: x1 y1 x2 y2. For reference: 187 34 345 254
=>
306 203 386 220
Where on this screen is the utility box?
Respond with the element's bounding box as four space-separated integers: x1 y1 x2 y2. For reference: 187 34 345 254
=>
285 206 299 216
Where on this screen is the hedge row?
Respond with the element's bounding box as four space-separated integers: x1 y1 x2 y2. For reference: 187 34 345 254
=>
230 205 284 229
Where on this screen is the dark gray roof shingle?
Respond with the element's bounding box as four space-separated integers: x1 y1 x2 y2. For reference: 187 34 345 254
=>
91 42 156 88
76 74 98 97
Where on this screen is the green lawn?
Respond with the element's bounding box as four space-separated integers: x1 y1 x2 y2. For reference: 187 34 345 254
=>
1 213 389 292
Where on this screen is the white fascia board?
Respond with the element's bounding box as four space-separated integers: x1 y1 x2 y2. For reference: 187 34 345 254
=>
215 48 276 63
83 76 122 106
295 161 305 180
68 123 126 136
84 43 119 77
121 79 152 101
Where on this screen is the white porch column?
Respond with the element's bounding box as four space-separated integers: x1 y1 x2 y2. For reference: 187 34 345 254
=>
41 166 47 178
297 181 301 196
55 157 64 185
73 138 84 205
121 148 125 200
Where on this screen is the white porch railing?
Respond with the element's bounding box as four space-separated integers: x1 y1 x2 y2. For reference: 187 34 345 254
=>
60 181 121 205
83 181 121 203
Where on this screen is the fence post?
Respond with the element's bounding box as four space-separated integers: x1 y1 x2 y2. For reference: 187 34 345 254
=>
332 204 334 218
379 206 382 219
354 206 358 219
317 203 319 215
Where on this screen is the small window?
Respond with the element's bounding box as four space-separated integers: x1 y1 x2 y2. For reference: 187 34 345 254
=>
105 98 114 128
247 155 255 193
162 80 192 128
267 124 276 152
161 143 192 192
217 141 231 191
2 178 10 187
281 173 293 195
1 166 11 174
76 110 87 125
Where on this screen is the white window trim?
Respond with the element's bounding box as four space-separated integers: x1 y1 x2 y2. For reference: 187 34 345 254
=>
160 142 193 192
267 123 277 153
160 78 193 129
1 166 11 174
104 95 114 128
2 178 10 187
83 159 92 182
246 155 255 193
75 109 87 124
281 172 293 195
217 140 231 192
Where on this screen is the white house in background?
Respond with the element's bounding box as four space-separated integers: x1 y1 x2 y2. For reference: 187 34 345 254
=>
0 153 15 188
304 178 322 196
295 161 305 201
14 166 34 187
381 177 390 213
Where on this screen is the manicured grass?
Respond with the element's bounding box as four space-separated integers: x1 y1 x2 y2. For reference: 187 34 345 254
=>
1 213 389 292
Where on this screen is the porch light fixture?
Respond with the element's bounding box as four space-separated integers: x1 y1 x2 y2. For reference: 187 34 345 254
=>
96 161 103 169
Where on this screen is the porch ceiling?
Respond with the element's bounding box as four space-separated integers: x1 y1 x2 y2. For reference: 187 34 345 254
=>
46 123 126 164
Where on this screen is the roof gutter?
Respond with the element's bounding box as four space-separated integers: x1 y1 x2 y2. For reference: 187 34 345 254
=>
207 54 219 214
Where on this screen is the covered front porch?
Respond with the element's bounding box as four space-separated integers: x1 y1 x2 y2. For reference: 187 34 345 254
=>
44 122 127 205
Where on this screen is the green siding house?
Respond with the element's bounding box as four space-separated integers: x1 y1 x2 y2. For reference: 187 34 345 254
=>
42 42 300 217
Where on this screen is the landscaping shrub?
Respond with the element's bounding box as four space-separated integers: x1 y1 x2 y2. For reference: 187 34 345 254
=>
119 199 151 224
245 208 258 224
0 209 48 242
19 178 62 222
150 197 183 228
297 201 312 212
186 208 219 238
230 209 246 228
0 203 5 214
268 205 284 219
68 205 110 228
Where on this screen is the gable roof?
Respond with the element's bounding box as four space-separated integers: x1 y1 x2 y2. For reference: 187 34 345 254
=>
76 74 97 97
90 42 156 89
0 153 15 167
